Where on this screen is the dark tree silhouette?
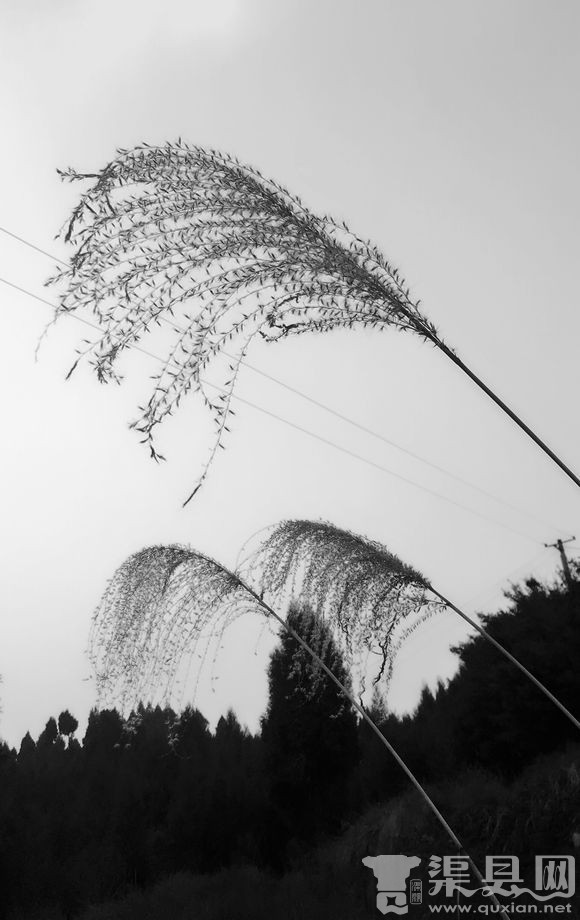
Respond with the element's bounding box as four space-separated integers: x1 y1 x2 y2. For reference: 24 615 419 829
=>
359 566 580 786
261 604 359 859
450 570 580 777
18 731 36 760
0 570 575 918
83 707 124 754
247 520 580 730
84 539 513 893
37 716 59 748
58 710 79 740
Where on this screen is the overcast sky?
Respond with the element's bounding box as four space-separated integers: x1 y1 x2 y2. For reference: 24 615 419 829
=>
1 0 579 748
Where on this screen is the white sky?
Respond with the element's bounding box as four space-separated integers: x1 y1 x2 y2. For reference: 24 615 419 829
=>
0 0 579 748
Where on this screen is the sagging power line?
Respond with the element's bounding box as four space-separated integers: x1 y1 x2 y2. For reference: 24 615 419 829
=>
0 223 569 542
0 273 550 545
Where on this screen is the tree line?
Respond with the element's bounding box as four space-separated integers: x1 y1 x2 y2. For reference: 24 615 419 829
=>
0 572 578 919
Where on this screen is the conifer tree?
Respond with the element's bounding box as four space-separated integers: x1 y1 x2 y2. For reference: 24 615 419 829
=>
261 604 359 855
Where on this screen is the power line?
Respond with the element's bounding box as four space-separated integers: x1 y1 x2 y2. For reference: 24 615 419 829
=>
0 274 543 544
0 225 65 265
0 224 567 539
225 354 563 536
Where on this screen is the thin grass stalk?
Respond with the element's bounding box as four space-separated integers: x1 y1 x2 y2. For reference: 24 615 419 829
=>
243 579 509 919
427 584 580 731
90 543 506 916
247 520 580 734
48 143 580 500
435 342 580 490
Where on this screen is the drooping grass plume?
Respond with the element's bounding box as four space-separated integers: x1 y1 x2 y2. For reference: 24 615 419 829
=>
90 544 257 709
244 519 580 732
88 541 507 915
241 519 442 690
49 143 436 501
48 142 579 498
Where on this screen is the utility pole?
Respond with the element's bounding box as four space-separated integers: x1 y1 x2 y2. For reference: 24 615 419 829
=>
544 537 576 588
